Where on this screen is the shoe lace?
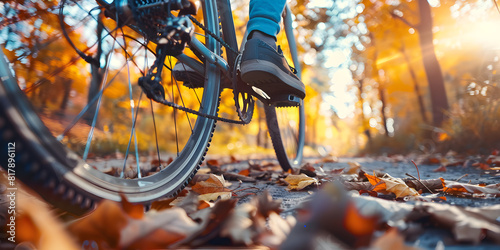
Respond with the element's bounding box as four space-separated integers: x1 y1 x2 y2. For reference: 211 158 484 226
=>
277 45 298 75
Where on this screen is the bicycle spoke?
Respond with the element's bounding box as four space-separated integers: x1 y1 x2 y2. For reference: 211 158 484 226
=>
169 58 194 132
150 100 162 166
122 33 142 178
56 46 143 141
83 34 117 161
121 92 144 178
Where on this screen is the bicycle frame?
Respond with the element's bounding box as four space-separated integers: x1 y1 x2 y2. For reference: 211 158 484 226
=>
178 3 301 87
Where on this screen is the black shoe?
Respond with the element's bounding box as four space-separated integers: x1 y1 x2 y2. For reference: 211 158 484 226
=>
240 39 305 100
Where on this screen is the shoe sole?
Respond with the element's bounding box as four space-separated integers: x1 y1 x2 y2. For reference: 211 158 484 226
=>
240 59 305 100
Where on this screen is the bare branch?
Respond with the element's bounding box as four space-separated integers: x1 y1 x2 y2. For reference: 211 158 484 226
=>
390 11 417 30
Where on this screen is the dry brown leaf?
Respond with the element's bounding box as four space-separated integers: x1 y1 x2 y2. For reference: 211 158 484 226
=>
372 228 418 250
330 168 345 174
346 162 361 174
433 165 447 172
365 172 418 197
411 203 500 244
191 174 231 194
283 174 318 190
179 199 238 247
444 181 500 196
238 168 250 176
320 156 338 163
150 197 176 211
16 198 78 250
206 159 221 167
380 176 419 198
120 194 144 219
68 200 129 248
198 192 232 202
220 203 258 246
119 207 200 248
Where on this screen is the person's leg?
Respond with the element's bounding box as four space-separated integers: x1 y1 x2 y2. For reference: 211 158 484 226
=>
241 0 305 101
246 0 286 49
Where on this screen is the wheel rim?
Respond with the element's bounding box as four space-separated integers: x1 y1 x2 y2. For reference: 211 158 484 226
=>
1 0 221 202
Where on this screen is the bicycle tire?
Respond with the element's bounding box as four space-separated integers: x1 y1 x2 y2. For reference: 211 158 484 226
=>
265 104 305 171
0 0 222 215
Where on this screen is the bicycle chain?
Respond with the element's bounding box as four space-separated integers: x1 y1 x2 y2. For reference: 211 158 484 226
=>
152 14 250 124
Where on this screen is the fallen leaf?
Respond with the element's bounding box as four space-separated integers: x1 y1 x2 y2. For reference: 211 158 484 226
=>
283 174 318 190
238 168 250 176
443 181 500 196
68 200 129 248
191 174 231 194
198 192 232 202
330 168 345 174
372 228 418 250
410 203 500 244
150 197 176 211
365 172 419 198
433 165 447 172
16 198 78 250
364 172 387 192
119 207 200 248
346 162 361 174
380 176 419 198
120 194 144 219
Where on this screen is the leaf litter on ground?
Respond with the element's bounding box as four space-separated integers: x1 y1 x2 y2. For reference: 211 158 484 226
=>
5 153 500 249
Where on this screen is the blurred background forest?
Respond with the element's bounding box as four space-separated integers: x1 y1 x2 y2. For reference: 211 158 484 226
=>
1 0 499 158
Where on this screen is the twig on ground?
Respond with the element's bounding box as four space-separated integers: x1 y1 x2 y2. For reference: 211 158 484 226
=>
405 173 434 194
411 160 421 180
455 174 469 182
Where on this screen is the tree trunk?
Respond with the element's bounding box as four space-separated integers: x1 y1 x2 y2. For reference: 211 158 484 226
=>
357 79 372 147
59 78 73 113
400 44 428 124
417 0 448 126
85 11 105 124
370 34 390 137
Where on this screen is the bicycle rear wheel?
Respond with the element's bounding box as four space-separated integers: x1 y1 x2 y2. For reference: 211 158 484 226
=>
265 103 305 171
0 0 221 214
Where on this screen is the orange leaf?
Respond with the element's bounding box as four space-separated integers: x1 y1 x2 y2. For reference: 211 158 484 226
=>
198 200 211 210
428 157 441 164
206 159 221 167
364 172 386 192
68 200 129 248
151 197 176 211
238 168 250 176
433 165 447 172
478 163 491 170
331 168 345 174
438 196 447 201
120 194 144 219
343 202 377 236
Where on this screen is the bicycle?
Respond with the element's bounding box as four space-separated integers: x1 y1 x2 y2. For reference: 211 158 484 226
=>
0 0 305 215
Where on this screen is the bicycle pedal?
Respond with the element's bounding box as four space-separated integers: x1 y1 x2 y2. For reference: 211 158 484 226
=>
268 94 302 107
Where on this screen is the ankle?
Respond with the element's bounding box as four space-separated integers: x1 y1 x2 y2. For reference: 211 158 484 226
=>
248 31 277 50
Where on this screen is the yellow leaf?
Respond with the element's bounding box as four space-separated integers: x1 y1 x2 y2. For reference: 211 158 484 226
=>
379 175 419 198
198 192 233 202
284 174 318 190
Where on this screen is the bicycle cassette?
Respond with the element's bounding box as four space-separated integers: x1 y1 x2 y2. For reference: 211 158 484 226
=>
127 0 197 55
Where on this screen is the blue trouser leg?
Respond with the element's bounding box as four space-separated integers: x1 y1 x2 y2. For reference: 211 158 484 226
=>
247 0 286 37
